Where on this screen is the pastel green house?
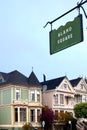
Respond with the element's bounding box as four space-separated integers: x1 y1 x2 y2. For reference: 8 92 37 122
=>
0 70 42 130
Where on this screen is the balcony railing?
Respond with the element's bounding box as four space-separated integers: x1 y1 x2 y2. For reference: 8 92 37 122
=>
12 99 28 105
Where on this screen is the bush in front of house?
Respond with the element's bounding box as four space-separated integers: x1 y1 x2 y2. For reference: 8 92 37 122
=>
22 122 34 130
74 102 87 118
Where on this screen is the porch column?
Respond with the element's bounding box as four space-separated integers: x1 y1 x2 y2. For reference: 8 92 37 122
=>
18 107 20 123
35 109 37 123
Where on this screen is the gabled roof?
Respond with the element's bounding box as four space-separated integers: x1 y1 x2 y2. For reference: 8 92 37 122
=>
70 77 82 87
28 71 41 86
0 70 41 87
41 76 66 90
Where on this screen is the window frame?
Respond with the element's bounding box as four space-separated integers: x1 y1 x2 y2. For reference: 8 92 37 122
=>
20 108 26 122
54 94 58 105
16 88 20 100
60 94 64 105
37 90 40 102
14 108 18 122
37 109 40 122
30 109 35 122
30 90 35 102
14 107 27 122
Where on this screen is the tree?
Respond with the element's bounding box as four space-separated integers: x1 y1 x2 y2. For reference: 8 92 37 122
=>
64 111 73 122
40 106 55 130
74 102 87 118
55 111 73 122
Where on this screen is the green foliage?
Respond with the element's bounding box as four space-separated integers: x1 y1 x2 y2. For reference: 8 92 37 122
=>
64 112 73 122
57 111 73 122
58 111 65 122
74 102 87 118
22 122 33 130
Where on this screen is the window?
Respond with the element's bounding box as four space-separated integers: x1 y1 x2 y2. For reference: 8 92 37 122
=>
16 89 20 100
30 90 35 101
20 108 26 121
64 84 68 89
60 110 64 113
54 94 58 104
75 95 82 103
55 110 58 119
82 95 87 102
60 94 64 104
14 108 26 122
78 95 82 102
15 108 18 122
37 90 40 102
66 96 69 105
37 109 40 122
30 109 35 122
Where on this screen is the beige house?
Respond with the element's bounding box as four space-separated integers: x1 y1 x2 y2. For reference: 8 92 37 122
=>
70 77 87 104
41 76 75 115
41 76 87 116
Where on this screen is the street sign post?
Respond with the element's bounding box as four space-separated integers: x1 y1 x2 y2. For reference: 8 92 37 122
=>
50 14 83 54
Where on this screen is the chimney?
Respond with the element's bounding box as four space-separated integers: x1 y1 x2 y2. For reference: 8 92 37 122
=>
43 74 46 82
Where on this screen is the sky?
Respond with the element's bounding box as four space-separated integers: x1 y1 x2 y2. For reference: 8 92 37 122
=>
0 0 87 82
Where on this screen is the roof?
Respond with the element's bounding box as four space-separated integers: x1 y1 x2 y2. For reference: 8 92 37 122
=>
0 72 8 81
0 70 41 87
41 76 66 90
70 77 82 87
28 71 41 86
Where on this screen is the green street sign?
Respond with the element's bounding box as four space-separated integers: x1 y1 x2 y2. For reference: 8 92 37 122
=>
50 14 83 54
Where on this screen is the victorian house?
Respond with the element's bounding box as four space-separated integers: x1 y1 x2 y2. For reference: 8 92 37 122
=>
41 76 75 116
0 70 42 130
70 77 87 104
0 69 87 130
41 76 87 116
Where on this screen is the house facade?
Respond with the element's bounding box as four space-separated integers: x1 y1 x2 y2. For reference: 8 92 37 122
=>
41 76 87 116
70 77 87 104
0 70 42 130
0 70 87 130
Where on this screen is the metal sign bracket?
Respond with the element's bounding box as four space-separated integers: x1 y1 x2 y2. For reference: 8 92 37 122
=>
44 0 87 31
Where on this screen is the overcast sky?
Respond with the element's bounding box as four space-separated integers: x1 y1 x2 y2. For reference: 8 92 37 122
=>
0 0 87 82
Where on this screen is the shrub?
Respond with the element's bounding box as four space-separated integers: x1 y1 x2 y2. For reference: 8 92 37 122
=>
22 122 33 130
74 102 87 118
57 111 73 122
